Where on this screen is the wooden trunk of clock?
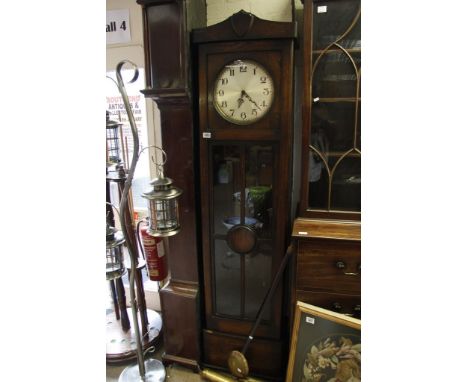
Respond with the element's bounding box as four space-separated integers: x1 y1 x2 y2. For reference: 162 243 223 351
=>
137 0 206 370
193 12 296 380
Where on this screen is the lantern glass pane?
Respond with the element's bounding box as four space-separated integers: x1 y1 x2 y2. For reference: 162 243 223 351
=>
148 198 180 233
106 126 121 164
106 245 125 280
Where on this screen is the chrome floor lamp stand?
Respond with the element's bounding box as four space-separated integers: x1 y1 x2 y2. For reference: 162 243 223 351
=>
110 60 166 382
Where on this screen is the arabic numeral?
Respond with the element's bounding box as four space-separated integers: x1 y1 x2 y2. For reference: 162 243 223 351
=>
240 112 247 120
120 21 126 31
218 89 224 96
221 78 228 85
260 76 267 83
229 109 235 116
240 66 247 72
263 88 270 95
252 109 258 116
262 100 267 107
230 69 235 76
253 68 257 75
221 101 227 107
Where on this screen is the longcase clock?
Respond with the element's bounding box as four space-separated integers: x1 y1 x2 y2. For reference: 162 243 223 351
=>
193 11 296 379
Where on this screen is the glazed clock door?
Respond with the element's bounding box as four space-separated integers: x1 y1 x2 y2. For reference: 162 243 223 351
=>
206 143 278 330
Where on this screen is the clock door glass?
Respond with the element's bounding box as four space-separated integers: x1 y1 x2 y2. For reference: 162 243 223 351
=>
211 144 275 320
213 59 274 125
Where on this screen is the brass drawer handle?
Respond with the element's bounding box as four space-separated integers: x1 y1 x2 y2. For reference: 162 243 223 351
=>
332 302 342 311
335 261 360 276
333 302 361 318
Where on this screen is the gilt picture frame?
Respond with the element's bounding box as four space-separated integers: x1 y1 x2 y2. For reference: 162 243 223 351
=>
286 301 361 382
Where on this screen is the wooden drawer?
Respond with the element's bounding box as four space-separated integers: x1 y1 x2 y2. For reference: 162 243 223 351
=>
296 239 361 293
296 290 361 319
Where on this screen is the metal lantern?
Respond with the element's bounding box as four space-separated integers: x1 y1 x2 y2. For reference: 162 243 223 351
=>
106 223 126 280
106 111 122 165
142 176 182 237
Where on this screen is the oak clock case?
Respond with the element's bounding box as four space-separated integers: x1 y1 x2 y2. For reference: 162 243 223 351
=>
194 12 296 379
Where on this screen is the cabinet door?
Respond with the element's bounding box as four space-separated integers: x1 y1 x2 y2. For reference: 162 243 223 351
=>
300 0 361 219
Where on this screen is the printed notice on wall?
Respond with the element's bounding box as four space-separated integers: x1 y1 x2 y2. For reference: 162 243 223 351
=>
106 9 131 45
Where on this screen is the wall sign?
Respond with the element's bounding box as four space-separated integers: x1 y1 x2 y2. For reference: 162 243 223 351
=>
106 9 131 45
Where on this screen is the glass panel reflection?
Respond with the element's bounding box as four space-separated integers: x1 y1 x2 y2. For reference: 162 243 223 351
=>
308 149 329 210
212 146 241 236
245 145 274 238
244 241 273 320
311 102 356 168
313 0 361 50
331 155 361 211
312 51 358 98
214 239 241 317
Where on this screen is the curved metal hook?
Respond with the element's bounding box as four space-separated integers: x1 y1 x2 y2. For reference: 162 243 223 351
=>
139 145 167 166
116 60 139 85
139 145 167 177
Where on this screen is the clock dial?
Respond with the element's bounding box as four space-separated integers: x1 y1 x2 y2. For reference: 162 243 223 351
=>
213 59 274 125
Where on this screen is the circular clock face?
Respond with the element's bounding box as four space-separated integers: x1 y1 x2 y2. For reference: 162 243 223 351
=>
213 59 274 125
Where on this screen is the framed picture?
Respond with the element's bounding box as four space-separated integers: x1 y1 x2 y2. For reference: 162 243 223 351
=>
286 301 361 382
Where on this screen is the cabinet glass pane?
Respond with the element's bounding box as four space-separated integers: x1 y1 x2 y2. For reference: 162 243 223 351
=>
311 102 357 168
212 145 241 236
312 51 359 98
308 149 329 210
313 0 361 50
214 239 241 316
331 155 361 211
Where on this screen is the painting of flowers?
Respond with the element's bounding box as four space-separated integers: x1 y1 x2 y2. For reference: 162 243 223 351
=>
302 335 361 382
286 302 361 382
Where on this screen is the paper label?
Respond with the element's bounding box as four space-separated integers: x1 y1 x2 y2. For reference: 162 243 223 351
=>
203 132 212 138
306 316 315 324
298 231 308 235
106 9 131 45
317 6 327 13
156 240 165 258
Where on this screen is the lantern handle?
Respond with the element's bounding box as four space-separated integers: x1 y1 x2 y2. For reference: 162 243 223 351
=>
139 145 167 177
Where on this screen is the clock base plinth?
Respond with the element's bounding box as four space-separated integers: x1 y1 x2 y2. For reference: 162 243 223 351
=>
202 329 284 381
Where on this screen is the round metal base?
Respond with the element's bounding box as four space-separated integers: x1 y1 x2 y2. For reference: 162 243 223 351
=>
118 359 166 382
106 308 162 364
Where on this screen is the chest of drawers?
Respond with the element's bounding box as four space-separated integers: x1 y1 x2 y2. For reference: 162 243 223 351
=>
291 218 361 319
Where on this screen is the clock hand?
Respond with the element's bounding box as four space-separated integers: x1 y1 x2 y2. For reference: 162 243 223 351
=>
241 90 261 110
237 96 245 109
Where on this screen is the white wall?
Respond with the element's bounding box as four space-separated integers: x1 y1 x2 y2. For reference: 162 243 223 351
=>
207 0 294 25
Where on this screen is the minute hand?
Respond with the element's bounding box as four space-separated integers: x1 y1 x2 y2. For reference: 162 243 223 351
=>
241 90 261 110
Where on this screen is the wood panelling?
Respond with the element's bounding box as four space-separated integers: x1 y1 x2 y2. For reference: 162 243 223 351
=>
292 218 361 320
137 0 206 368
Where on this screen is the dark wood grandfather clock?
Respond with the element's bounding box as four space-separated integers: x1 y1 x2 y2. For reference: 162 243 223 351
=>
193 11 296 379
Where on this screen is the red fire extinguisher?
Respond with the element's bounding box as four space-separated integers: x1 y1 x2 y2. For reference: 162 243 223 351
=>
138 219 168 281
